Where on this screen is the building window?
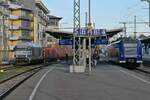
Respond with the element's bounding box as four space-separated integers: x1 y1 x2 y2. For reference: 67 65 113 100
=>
21 10 29 17
21 30 31 39
22 30 30 35
21 21 30 28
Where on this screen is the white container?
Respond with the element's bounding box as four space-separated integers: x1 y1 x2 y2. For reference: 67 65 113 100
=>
70 65 85 73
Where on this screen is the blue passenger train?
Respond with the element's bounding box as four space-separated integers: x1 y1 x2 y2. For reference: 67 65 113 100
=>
141 37 150 66
107 38 142 69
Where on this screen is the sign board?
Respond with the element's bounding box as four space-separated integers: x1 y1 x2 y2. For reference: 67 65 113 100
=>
92 29 106 36
74 28 106 36
59 39 73 45
94 39 108 45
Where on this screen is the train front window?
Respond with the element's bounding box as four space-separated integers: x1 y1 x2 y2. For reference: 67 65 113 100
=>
15 48 31 56
124 43 137 56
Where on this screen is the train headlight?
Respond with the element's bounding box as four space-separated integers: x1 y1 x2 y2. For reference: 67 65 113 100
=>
121 54 124 58
138 55 141 58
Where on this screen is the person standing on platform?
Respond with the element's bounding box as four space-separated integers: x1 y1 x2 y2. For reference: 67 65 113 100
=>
65 54 69 64
92 51 99 68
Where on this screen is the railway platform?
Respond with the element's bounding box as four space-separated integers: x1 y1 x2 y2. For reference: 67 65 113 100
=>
3 62 150 100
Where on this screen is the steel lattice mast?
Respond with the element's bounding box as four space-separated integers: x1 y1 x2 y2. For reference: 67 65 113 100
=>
73 0 82 67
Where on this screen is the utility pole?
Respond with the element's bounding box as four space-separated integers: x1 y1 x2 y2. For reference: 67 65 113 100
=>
87 0 92 74
119 22 127 37
141 0 150 27
134 16 137 39
85 12 88 28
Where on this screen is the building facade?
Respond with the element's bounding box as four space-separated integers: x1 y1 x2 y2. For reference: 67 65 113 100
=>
35 0 49 47
0 0 62 63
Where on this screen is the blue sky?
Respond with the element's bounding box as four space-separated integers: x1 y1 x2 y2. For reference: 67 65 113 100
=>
43 0 150 36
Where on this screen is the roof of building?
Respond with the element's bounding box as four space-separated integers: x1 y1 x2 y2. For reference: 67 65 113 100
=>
46 30 72 39
9 3 33 11
48 15 62 20
35 0 49 14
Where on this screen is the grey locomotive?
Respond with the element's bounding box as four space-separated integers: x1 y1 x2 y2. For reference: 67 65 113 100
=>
14 42 43 64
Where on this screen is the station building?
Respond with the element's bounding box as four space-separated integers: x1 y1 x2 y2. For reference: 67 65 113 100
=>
46 15 62 47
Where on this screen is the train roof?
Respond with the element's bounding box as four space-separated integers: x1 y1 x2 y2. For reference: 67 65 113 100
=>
107 40 121 46
15 42 41 48
112 37 138 43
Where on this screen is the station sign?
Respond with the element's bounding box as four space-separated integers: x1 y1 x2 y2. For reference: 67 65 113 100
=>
92 29 106 36
74 28 106 36
59 39 73 45
94 39 108 45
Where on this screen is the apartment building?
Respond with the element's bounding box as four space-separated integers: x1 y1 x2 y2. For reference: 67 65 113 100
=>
35 0 49 47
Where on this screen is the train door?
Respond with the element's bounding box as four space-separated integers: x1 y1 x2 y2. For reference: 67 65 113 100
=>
137 40 142 62
118 40 125 63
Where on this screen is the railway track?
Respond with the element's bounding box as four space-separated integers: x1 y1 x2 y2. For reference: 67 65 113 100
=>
135 66 150 77
0 64 42 71
0 64 48 99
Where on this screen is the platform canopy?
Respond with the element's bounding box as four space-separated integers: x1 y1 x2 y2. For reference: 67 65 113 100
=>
106 28 123 38
46 28 123 39
46 29 73 39
141 37 150 43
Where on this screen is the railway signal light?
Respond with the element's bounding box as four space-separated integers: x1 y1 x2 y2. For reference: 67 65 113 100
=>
0 70 4 73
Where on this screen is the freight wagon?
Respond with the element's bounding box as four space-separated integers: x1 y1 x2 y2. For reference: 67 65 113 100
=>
14 42 73 65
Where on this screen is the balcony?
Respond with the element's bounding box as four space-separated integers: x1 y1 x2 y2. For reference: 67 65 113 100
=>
38 10 48 21
18 15 33 21
9 36 18 41
9 26 19 30
19 26 33 31
10 15 19 20
9 46 15 51
38 10 43 17
19 35 32 40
